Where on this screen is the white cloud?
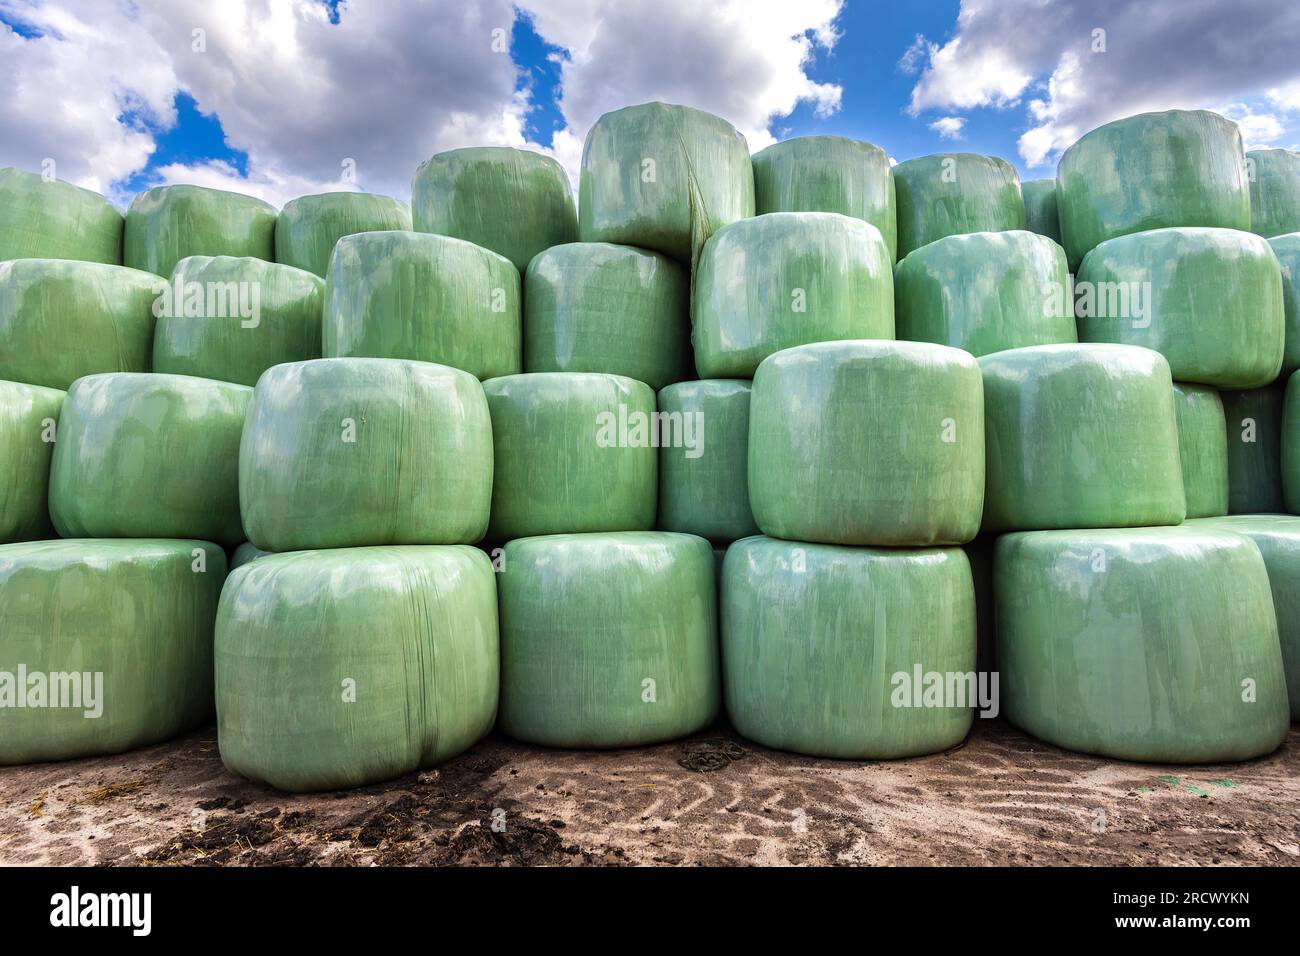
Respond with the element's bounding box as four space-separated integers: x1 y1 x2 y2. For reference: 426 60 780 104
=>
929 116 965 140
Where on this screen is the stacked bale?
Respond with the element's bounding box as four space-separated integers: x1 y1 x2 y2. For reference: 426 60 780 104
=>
1248 148 1300 239
0 167 123 264
124 185 277 278
1286 373 1300 513
275 192 411 277
1172 383 1230 518
1222 384 1286 513
1021 179 1061 245
0 380 63 543
1270 233 1300 379
891 153 1026 259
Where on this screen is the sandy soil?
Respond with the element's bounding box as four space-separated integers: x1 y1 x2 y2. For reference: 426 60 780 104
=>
2 720 1298 866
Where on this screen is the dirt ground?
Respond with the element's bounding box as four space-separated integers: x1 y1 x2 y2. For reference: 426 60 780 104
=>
1 720 1298 866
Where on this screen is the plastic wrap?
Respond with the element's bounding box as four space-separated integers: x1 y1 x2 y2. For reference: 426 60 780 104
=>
749 340 983 546
0 167 123 265
894 230 1076 357
240 358 492 551
751 136 897 260
1172 383 1229 518
980 344 1185 532
524 242 689 389
0 381 63 543
892 153 1026 259
1076 227 1283 388
412 146 577 273
1189 515 1300 719
482 372 656 541
1021 179 1061 245
152 255 324 387
722 536 974 759
0 259 159 389
322 230 520 381
0 538 225 764
229 541 270 571
216 546 498 792
49 373 251 546
579 102 755 264
1221 384 1286 513
1268 233 1300 378
274 191 411 277
1286 372 1300 513
1248 148 1300 239
693 212 894 378
1056 110 1250 269
498 532 717 748
657 380 758 542
996 527 1288 762
124 184 277 278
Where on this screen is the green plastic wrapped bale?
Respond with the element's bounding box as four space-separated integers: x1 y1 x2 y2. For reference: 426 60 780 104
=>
0 167 123 265
1188 514 1300 720
1248 148 1300 239
980 344 1185 532
229 542 271 571
892 153 1026 259
579 102 755 264
996 527 1288 762
275 191 411 277
241 358 491 551
322 231 520 381
124 185 277 278
0 538 225 764
657 380 758 542
1286 372 1300 513
49 373 251 547
1056 110 1250 270
524 242 689 389
751 136 897 260
152 255 324 387
1268 233 1300 378
0 259 159 389
216 546 498 792
1021 179 1061 245
723 536 975 759
1076 227 1284 388
482 373 656 540
693 212 894 378
1221 384 1286 513
749 340 983 546
1173 383 1229 519
0 381 63 543
894 230 1076 357
412 146 577 273
499 532 717 748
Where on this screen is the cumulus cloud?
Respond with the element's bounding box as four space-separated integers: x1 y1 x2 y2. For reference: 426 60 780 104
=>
929 116 965 140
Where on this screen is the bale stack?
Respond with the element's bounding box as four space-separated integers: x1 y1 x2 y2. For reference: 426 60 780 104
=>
891 153 1027 259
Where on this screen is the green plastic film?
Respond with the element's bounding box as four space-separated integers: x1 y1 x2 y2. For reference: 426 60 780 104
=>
49 373 251 547
751 136 897 261
216 546 498 792
1076 227 1283 388
1221 384 1286 513
894 230 1076 357
1021 179 1061 245
274 191 411 277
749 340 984 546
1248 148 1300 239
322 230 521 381
1172 383 1229 518
0 381 63 543
0 259 159 389
657 379 757 542
152 255 324 387
1189 515 1300 720
892 153 1026 259
723 536 975 759
980 344 1185 532
240 358 492 551
1056 110 1250 270
524 242 689 389
0 538 225 764
412 146 577 273
579 102 755 264
996 527 1288 762
1268 233 1300 378
1286 372 1300 513
498 532 718 748
482 372 656 541
0 167 123 265
229 541 270 571
124 185 277 278
693 212 894 378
